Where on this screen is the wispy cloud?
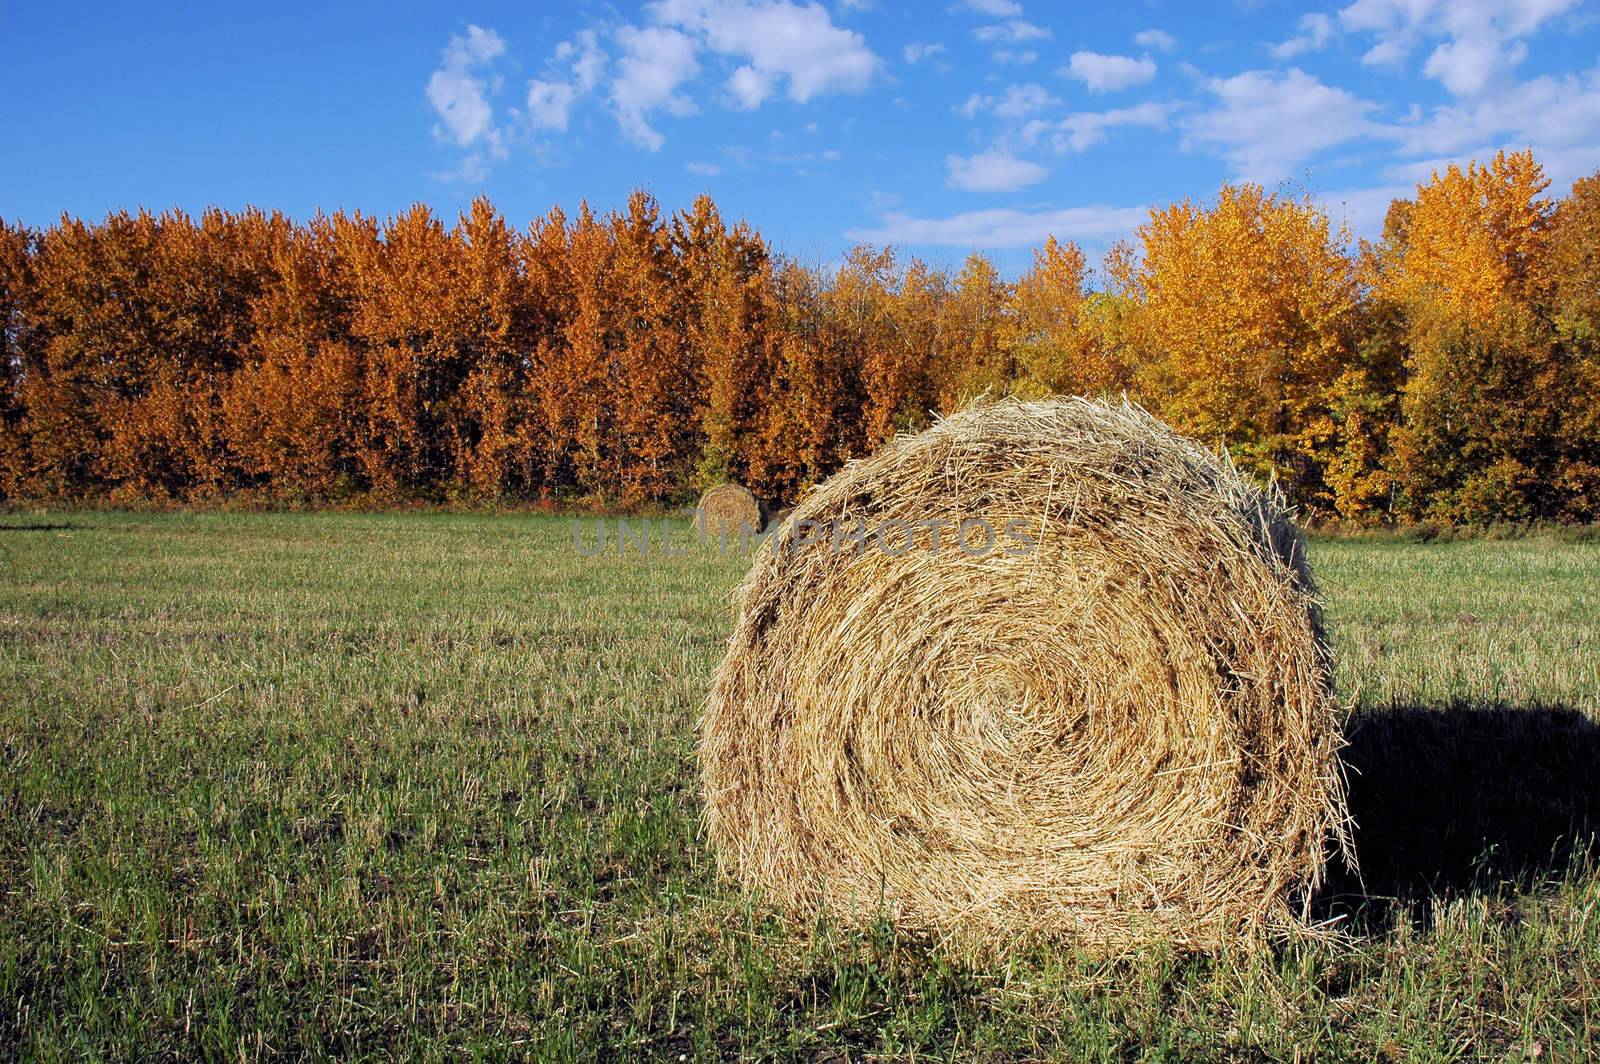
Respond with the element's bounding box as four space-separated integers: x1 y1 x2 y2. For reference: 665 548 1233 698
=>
513 1 883 152
1389 65 1600 186
1134 28 1177 52
974 19 1052 44
1025 102 1169 153
527 30 606 133
1184 67 1378 182
847 203 1149 248
956 82 1060 119
1062 51 1157 92
426 25 508 152
962 0 1022 16
1271 13 1335 60
946 149 1050 191
1338 0 1579 96
610 25 701 150
654 0 882 108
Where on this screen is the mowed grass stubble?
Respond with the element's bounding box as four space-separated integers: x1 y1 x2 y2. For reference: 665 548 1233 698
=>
2 512 1598 1060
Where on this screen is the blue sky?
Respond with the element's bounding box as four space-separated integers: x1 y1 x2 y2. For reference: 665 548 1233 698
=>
3 1 1598 274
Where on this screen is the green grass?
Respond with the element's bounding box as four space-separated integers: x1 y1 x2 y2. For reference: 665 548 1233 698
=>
2 512 1598 1061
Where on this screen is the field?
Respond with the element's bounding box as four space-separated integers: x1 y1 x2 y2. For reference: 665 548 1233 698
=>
3 512 1599 1061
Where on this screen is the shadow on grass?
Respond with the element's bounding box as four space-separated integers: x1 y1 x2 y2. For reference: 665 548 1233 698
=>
1318 703 1600 930
0 522 77 532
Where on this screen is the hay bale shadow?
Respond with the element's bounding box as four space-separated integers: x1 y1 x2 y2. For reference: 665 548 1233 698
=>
1317 703 1600 930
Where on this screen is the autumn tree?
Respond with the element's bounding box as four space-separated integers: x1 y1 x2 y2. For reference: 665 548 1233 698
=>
338 205 454 497
453 197 539 498
23 210 211 498
751 259 867 500
537 203 617 496
675 197 775 486
0 221 38 493
875 257 944 440
1542 170 1600 518
1112 184 1359 509
1305 200 1414 523
1002 235 1115 398
134 208 283 497
934 252 1010 409
1380 151 1593 522
222 212 364 500
4 170 1598 523
829 244 901 446
606 191 693 502
519 205 575 494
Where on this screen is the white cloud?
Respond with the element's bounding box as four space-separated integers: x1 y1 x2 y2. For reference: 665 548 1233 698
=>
992 49 1038 64
651 0 881 104
426 25 508 151
1184 67 1378 182
527 80 577 131
1063 51 1157 92
611 25 701 150
1026 102 1169 152
1423 34 1525 96
687 161 723 175
994 82 1060 116
530 2 879 150
958 83 1060 119
946 149 1050 191
1337 0 1579 96
1390 66 1600 185
963 0 1023 15
429 152 494 184
974 19 1052 44
846 204 1148 248
1271 13 1336 60
1361 38 1410 68
529 30 607 134
726 64 775 108
904 41 946 64
559 30 607 93
1134 29 1177 52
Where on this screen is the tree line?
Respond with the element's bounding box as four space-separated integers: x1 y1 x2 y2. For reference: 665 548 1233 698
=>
1 149 1596 525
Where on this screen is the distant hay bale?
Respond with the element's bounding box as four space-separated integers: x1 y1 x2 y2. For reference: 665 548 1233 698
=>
696 482 764 541
699 397 1347 951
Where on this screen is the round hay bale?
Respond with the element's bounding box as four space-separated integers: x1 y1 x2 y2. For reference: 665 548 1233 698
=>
700 397 1346 951
696 482 764 541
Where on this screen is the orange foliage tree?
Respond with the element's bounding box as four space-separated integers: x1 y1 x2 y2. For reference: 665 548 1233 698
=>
222 214 364 501
4 157 1600 526
0 221 38 493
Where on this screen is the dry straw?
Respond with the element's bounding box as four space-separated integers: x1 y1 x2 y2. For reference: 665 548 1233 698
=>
700 396 1348 952
696 482 765 540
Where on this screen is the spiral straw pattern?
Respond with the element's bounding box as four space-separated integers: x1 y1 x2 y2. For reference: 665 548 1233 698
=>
700 397 1347 950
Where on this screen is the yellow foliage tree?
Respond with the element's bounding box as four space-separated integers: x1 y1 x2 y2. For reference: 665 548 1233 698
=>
934 252 1010 409
1002 236 1119 398
1380 150 1573 522
1112 184 1359 508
